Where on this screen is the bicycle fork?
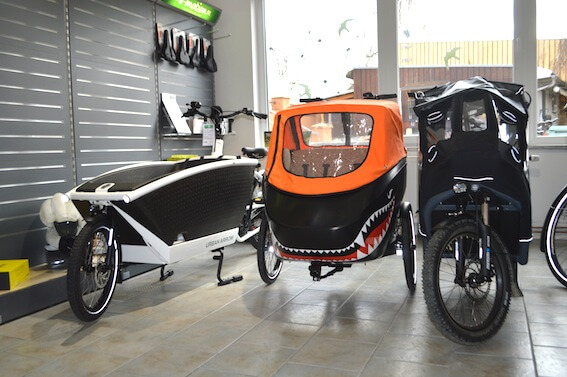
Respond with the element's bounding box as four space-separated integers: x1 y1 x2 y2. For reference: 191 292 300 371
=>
478 198 492 282
454 196 492 286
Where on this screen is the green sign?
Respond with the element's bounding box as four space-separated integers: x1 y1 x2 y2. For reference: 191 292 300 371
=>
161 0 222 25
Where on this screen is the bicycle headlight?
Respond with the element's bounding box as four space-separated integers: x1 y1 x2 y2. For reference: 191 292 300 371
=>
453 182 467 194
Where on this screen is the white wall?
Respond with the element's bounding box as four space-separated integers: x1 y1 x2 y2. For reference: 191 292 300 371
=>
209 0 267 156
513 0 567 230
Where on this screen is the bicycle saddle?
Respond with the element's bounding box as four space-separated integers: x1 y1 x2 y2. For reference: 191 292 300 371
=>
161 29 176 62
176 34 191 66
242 147 268 159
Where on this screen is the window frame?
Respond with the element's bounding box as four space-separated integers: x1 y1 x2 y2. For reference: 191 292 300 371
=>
258 0 566 147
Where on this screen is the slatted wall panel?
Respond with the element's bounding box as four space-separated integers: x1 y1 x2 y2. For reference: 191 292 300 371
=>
0 0 72 264
156 5 214 158
69 0 157 182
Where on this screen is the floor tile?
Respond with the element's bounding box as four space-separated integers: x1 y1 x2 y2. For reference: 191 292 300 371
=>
273 362 359 377
112 345 215 377
361 357 449 377
200 340 295 377
448 353 535 377
0 351 46 377
335 298 403 323
6 324 116 360
289 336 376 372
23 349 130 377
1 243 565 377
373 333 457 366
529 322 567 348
315 316 390 344
161 321 247 353
267 302 338 326
238 319 319 349
533 345 567 377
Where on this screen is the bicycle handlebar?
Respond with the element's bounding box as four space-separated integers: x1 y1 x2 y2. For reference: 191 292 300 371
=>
181 101 209 120
182 102 267 123
219 108 267 120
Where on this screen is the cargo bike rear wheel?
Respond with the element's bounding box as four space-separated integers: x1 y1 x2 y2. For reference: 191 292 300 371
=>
400 202 417 293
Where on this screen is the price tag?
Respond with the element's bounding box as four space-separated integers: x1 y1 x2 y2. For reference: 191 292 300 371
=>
202 122 214 146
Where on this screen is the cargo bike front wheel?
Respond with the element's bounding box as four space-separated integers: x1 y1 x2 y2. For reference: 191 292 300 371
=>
422 217 512 344
67 216 120 322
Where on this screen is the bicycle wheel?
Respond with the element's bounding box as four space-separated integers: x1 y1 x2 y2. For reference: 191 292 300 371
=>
422 217 511 344
257 213 282 284
544 188 567 287
401 203 417 293
67 216 119 321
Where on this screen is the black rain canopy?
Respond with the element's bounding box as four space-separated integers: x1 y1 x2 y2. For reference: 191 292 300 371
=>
412 76 532 264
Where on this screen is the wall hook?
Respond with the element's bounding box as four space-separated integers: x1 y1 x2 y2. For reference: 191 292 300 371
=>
214 33 232 41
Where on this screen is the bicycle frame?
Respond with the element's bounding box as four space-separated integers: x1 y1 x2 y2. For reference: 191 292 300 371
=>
68 158 260 266
445 184 494 284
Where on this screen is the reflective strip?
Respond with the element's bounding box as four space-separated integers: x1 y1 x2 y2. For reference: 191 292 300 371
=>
453 176 494 182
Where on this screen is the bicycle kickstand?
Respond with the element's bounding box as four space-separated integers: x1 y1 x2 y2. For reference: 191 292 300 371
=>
211 248 243 286
160 265 174 281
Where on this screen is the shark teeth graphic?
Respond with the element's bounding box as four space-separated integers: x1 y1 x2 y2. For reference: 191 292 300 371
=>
274 196 396 262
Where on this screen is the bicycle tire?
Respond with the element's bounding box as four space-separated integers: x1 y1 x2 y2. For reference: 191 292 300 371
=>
257 213 282 284
422 217 511 344
544 187 567 287
401 203 417 293
67 216 119 322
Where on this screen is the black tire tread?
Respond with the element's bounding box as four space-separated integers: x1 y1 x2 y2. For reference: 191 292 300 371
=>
545 193 567 287
422 218 512 344
67 216 118 322
257 214 282 284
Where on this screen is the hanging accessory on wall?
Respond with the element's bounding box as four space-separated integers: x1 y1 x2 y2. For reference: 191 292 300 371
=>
161 29 176 62
155 23 165 58
176 34 191 66
187 33 196 68
197 37 208 70
193 37 203 69
204 38 217 73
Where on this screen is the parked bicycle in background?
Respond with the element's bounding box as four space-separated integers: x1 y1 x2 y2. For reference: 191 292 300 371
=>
541 184 567 287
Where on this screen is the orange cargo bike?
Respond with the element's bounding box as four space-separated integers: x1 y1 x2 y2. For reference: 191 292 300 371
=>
255 95 417 292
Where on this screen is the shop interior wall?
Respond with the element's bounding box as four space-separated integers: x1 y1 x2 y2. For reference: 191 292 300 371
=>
209 0 268 156
0 0 214 266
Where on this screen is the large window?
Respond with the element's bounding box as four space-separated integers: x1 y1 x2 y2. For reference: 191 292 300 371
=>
282 112 372 178
263 0 566 145
397 0 514 136
536 0 567 138
264 0 378 126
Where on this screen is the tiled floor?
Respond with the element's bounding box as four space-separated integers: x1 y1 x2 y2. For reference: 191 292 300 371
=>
1 241 566 377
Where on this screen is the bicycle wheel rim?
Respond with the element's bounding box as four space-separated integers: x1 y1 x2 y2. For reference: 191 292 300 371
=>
78 226 118 315
547 194 567 284
435 232 506 332
402 208 417 290
262 229 281 279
